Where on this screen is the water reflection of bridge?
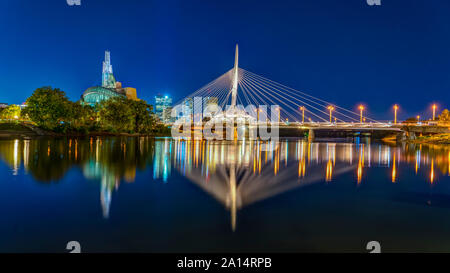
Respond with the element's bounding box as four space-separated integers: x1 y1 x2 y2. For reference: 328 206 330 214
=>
175 140 355 230
169 139 450 230
0 137 449 226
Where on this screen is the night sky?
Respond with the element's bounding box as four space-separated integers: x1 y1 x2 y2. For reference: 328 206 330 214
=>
1 0 450 120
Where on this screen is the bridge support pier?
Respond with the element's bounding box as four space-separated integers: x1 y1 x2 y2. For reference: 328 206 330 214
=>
396 131 416 142
308 129 315 142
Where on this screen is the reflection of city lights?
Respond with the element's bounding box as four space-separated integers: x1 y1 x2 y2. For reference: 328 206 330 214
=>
285 142 288 166
357 158 363 184
4 137 450 230
13 139 19 175
349 145 353 165
75 140 78 160
23 140 29 172
326 159 333 182
153 139 172 182
274 149 279 175
392 153 397 183
298 159 306 178
230 166 237 232
307 142 311 164
430 159 435 184
360 144 365 168
415 150 420 174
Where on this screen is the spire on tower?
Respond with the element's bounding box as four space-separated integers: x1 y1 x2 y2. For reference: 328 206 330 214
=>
230 44 239 108
102 50 115 88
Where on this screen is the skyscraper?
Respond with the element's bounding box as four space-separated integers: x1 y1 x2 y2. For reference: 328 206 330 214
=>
155 95 173 123
102 51 116 88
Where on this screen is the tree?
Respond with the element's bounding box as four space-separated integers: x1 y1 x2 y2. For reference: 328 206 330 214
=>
98 97 156 133
22 86 157 134
22 87 73 130
0 105 21 120
98 97 135 132
439 109 450 122
66 102 97 131
129 100 155 134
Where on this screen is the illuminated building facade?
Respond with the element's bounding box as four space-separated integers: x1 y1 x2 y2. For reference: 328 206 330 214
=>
81 51 139 106
179 98 193 121
155 94 173 123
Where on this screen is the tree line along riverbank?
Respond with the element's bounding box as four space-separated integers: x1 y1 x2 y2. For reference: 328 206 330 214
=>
0 86 171 137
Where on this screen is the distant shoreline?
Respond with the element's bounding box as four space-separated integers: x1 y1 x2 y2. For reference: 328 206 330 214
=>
0 122 171 138
410 134 450 144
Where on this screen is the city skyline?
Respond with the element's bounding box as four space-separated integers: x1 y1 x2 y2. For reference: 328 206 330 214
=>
2 0 450 256
1 0 450 120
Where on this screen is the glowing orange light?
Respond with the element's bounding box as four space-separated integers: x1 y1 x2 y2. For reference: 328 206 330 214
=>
327 106 335 123
393 104 399 124
432 104 437 121
299 106 305 123
359 105 365 123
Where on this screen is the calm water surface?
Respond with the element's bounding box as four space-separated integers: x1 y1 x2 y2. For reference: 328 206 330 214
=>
0 137 450 252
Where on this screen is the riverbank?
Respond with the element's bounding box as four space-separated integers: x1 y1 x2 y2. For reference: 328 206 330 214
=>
0 123 38 138
412 133 450 144
383 133 450 144
0 123 171 138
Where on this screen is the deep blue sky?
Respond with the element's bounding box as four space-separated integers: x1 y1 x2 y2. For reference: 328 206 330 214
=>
1 0 450 120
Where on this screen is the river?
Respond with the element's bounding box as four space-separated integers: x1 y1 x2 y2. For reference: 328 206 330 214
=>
0 137 449 252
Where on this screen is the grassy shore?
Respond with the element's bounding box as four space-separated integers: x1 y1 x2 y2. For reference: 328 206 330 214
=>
0 122 38 137
0 122 171 138
413 134 450 144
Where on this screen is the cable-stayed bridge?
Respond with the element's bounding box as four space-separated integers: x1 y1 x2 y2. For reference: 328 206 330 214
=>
174 44 401 139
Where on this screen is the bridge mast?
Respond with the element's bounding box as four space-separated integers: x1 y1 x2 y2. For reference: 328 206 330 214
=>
230 44 239 108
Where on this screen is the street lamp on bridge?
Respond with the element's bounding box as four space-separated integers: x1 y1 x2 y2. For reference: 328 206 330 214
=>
359 105 365 124
299 106 305 123
393 104 399 124
432 104 437 121
327 105 335 123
